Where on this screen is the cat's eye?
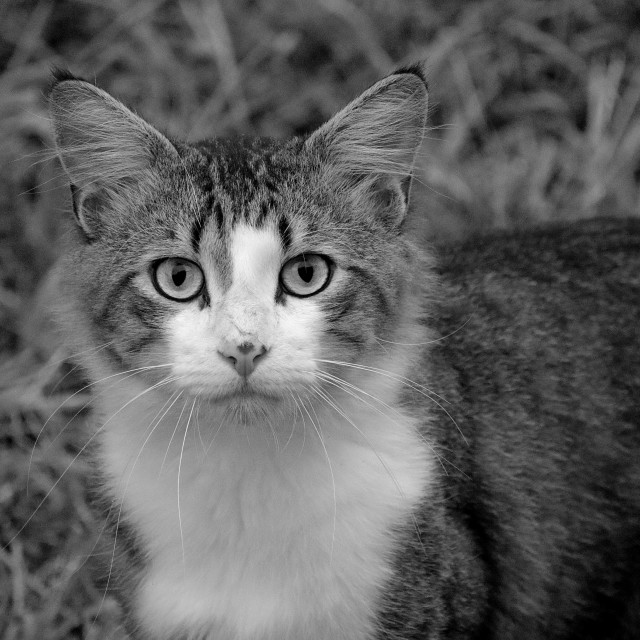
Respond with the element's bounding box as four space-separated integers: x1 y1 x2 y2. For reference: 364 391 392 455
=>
280 254 332 298
152 258 204 301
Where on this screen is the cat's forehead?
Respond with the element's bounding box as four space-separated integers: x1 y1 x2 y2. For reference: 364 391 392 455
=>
193 137 299 204
191 217 284 294
173 137 305 242
154 138 290 289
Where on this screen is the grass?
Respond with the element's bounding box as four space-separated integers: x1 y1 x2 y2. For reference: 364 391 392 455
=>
0 0 639 637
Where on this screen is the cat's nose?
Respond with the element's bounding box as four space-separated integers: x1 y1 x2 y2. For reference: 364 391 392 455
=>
217 341 268 378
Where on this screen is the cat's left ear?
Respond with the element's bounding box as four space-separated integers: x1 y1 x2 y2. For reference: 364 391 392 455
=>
305 64 428 226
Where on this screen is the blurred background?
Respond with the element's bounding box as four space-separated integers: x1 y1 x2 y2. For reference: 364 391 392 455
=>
0 0 639 637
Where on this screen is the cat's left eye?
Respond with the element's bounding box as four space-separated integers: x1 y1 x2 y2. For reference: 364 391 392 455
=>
152 258 204 301
280 254 333 297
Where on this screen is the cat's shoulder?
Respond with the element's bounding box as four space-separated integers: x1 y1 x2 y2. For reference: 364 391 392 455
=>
424 217 640 412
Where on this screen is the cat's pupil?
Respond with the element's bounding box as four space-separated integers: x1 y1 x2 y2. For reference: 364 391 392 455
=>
298 265 314 283
172 266 187 287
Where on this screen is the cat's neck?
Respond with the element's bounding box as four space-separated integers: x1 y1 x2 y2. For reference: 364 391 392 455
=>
92 375 433 640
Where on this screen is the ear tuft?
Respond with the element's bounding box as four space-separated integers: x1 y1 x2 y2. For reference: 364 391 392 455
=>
389 62 429 92
49 67 84 87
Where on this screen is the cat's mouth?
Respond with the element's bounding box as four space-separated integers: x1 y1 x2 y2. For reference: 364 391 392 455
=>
209 383 282 404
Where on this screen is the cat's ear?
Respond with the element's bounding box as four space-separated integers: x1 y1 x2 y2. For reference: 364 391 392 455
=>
49 70 178 240
305 65 428 226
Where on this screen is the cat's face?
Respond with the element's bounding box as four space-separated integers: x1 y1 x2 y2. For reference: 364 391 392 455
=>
49 68 428 413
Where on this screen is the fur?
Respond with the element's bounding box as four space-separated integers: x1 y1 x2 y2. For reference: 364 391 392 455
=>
50 67 433 640
49 66 640 640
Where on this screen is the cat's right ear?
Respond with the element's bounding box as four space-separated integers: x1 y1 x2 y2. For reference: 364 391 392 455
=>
49 70 178 240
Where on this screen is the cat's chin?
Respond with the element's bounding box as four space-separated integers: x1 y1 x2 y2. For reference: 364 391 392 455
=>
206 390 286 425
213 389 281 403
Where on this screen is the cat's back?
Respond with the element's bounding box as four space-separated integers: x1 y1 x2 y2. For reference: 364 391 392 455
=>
432 217 640 429
437 216 640 304
421 218 640 639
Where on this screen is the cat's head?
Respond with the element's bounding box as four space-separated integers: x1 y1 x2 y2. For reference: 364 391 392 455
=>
49 66 429 414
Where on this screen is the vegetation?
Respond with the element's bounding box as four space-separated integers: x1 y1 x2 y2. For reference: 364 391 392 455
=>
1 0 639 637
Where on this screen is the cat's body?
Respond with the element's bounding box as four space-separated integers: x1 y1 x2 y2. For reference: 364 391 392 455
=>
385 219 640 639
48 66 640 640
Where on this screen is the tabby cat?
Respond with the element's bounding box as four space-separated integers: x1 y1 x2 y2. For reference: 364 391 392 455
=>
49 65 640 640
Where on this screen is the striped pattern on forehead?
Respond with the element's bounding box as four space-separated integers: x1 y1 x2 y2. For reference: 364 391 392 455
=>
192 138 295 233
188 206 291 296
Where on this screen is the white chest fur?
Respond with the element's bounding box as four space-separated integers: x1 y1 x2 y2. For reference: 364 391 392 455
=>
95 380 432 640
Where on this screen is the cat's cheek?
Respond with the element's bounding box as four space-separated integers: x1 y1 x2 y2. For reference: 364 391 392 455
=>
164 306 233 392
264 299 325 383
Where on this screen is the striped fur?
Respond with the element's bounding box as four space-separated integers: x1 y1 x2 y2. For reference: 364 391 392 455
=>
50 67 640 640
50 68 434 640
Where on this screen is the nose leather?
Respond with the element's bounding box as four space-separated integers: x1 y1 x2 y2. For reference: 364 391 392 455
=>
218 341 268 377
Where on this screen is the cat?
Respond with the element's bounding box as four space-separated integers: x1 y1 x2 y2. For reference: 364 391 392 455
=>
48 65 640 640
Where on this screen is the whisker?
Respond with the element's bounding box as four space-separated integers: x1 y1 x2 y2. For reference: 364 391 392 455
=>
265 403 280 451
282 392 301 452
308 384 431 557
316 358 450 404
194 398 207 456
96 384 185 627
315 372 464 479
204 406 228 455
296 392 336 561
159 396 190 476
308 383 408 504
10 372 179 552
373 316 472 347
315 359 468 445
291 393 308 457
177 398 197 575
28 362 176 487
317 371 399 419
8 423 108 552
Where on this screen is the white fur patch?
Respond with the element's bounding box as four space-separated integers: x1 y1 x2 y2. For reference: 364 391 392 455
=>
167 224 324 400
92 223 433 639
229 223 282 302
96 379 431 640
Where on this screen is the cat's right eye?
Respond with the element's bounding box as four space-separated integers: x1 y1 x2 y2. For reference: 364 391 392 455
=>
152 258 204 302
